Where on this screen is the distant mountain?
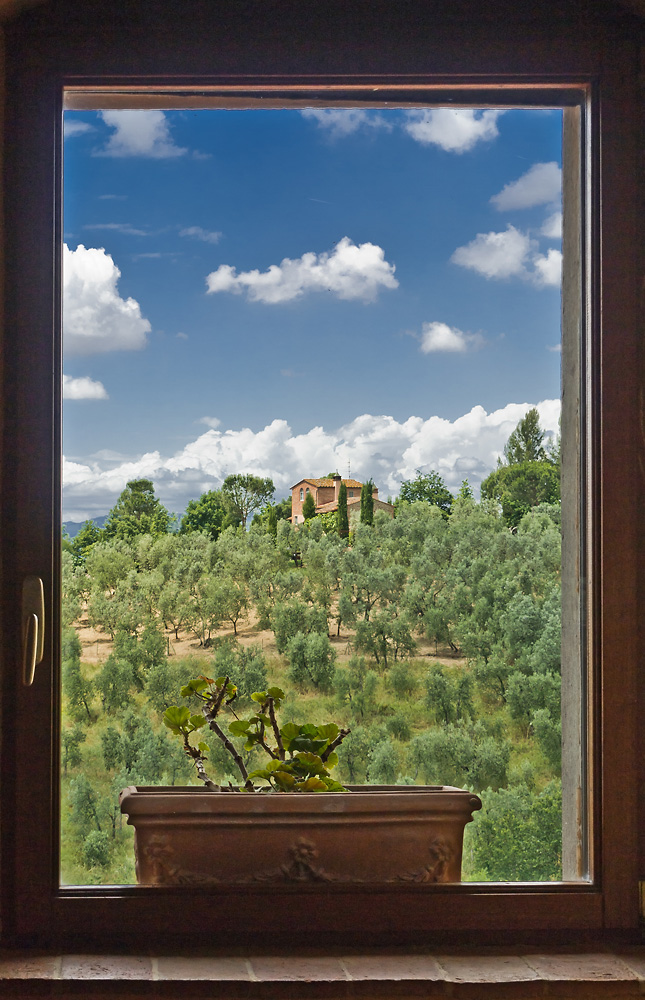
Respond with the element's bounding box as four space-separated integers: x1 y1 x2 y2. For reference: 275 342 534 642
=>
63 515 108 539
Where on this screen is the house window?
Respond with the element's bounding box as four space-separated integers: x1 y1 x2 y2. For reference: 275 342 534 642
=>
299 488 304 501
2 1 641 948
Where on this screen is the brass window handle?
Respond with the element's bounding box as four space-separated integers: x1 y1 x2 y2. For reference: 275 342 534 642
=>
22 576 44 686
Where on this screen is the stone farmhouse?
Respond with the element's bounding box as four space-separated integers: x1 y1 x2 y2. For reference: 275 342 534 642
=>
290 474 394 525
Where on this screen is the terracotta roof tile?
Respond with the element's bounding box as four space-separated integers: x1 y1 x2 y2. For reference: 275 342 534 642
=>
291 477 364 489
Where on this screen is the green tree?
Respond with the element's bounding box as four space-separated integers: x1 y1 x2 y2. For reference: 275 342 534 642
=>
469 780 562 881
103 479 173 540
368 738 399 784
398 470 453 516
61 724 86 775
221 474 275 529
286 631 336 690
503 407 547 464
360 479 374 525
95 655 134 714
83 830 111 868
301 490 316 520
336 481 349 538
481 461 560 529
409 722 510 791
270 599 328 654
180 489 230 539
70 518 103 564
63 650 95 723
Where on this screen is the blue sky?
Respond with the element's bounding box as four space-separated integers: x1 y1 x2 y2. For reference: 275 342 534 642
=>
62 106 562 521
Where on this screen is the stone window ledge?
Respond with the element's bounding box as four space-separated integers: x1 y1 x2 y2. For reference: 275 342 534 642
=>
2 947 645 997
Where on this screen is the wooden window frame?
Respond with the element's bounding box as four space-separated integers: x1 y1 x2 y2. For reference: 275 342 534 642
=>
0 2 642 949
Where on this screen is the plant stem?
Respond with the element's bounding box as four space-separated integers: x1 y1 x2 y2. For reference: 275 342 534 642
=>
266 697 285 760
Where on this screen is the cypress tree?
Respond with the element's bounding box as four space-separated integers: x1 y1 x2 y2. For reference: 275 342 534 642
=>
337 482 349 538
302 491 316 520
360 479 374 525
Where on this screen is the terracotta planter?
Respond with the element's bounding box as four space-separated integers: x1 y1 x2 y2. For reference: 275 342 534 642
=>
120 784 482 886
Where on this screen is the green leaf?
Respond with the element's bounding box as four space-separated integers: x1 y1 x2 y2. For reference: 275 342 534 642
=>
228 720 251 735
197 741 210 754
300 724 319 737
180 678 208 698
163 705 191 732
267 686 285 701
273 770 296 790
317 723 339 741
300 776 327 792
322 778 347 791
280 723 300 741
189 714 207 730
251 691 266 704
325 751 338 768
290 736 328 755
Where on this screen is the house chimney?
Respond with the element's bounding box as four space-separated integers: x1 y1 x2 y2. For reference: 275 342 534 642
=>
333 473 341 503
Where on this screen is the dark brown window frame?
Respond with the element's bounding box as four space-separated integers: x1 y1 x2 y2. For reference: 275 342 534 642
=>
0 2 642 949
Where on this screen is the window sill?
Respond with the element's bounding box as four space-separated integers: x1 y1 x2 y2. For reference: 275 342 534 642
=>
1 947 645 997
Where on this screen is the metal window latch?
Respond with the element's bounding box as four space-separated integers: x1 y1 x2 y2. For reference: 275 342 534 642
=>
22 576 45 686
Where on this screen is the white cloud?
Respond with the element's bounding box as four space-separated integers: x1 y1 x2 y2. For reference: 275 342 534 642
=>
491 162 561 211
404 109 503 153
64 120 93 139
451 225 561 288
95 110 187 159
301 109 393 139
451 225 534 280
419 321 484 354
180 226 222 244
84 223 148 236
63 244 151 356
532 248 562 287
198 417 221 429
547 343 562 353
62 400 560 520
62 375 108 400
206 237 398 304
541 211 563 239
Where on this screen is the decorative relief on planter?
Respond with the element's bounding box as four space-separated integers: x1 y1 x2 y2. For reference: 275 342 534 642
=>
140 832 454 886
397 838 452 883
254 837 332 882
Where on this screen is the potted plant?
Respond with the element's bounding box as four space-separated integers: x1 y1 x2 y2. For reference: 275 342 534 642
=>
120 674 482 886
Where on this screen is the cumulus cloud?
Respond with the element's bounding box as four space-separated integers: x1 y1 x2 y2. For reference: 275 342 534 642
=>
541 211 563 239
206 237 398 304
419 321 484 354
301 109 393 138
62 375 108 400
64 119 93 139
451 225 534 280
95 110 187 158
62 400 560 521
198 417 221 429
451 225 561 287
63 243 151 356
532 248 562 287
491 162 561 211
180 226 222 244
404 109 503 153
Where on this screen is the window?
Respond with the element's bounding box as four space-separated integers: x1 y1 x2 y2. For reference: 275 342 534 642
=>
1 1 642 948
300 488 304 500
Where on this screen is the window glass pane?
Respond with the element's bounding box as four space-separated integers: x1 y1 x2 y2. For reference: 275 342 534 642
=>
61 105 569 886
